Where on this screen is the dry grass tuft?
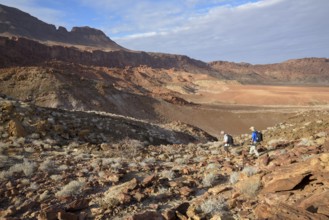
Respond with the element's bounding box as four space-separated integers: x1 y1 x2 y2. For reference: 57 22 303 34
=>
55 180 85 198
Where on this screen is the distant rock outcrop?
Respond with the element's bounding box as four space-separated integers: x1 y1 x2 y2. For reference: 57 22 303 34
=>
0 4 125 50
210 58 329 85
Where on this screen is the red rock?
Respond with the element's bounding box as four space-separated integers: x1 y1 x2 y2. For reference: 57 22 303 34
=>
179 186 193 197
162 210 176 220
65 198 91 212
106 173 121 183
126 211 164 220
262 174 307 193
0 206 16 218
297 191 329 213
118 193 132 204
57 211 78 220
133 191 145 202
8 119 28 137
260 154 270 166
254 203 272 219
208 185 231 195
318 205 329 216
142 174 156 187
175 202 190 216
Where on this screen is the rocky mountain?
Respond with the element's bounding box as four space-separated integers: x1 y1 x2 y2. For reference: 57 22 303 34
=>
0 4 125 50
0 36 216 75
210 58 329 85
1 95 329 219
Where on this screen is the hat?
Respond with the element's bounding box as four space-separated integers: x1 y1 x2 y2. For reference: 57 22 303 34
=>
249 126 255 131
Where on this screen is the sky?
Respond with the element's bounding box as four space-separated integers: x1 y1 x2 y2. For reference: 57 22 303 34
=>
0 0 328 64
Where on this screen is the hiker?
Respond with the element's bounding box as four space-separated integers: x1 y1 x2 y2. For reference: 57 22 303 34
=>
221 131 233 156
249 126 261 157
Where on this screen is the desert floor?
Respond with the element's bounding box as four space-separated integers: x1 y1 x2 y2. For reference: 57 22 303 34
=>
157 84 329 137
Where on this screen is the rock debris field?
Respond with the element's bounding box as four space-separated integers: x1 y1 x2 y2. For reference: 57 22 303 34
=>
1 95 329 220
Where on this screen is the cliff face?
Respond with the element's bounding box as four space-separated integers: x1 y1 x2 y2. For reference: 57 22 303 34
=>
0 4 124 50
0 36 215 74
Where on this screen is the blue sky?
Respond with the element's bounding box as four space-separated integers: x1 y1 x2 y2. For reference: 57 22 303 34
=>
0 0 328 64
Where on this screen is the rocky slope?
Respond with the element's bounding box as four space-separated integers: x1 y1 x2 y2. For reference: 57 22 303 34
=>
1 96 329 220
210 58 329 85
0 4 124 50
0 59 222 122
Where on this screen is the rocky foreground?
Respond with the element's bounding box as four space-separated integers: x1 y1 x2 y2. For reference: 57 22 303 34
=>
0 96 329 220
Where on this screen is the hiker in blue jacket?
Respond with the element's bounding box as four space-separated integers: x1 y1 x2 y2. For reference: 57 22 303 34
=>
249 126 260 157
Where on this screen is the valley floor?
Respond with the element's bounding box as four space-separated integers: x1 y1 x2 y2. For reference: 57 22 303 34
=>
157 84 329 137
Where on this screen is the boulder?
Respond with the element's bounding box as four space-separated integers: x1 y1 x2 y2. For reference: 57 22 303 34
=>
8 119 27 137
297 191 329 213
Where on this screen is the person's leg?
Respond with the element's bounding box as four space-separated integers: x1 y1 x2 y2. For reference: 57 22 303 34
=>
249 145 255 155
224 144 229 156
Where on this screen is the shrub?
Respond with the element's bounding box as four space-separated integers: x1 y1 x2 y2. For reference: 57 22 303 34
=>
24 147 35 153
211 150 220 155
50 175 62 181
200 197 226 215
0 142 10 153
0 171 11 180
143 157 156 164
202 173 217 187
238 178 261 197
58 164 68 171
55 180 85 198
29 182 39 190
20 178 30 185
7 159 37 177
297 138 315 147
39 159 56 173
206 163 218 170
229 172 239 184
39 190 50 201
98 171 105 178
242 166 258 177
0 155 8 168
161 170 176 180
175 157 188 165
16 137 26 145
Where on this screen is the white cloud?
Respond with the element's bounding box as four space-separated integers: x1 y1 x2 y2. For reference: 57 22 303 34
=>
1 0 328 63
0 0 67 27
110 0 329 63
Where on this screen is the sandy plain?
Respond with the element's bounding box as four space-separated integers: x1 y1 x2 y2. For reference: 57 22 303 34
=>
156 84 329 137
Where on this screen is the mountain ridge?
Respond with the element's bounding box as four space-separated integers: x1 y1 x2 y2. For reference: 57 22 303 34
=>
0 4 125 50
210 57 329 85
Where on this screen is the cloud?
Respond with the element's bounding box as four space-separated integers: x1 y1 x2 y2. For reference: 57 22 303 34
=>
0 0 67 27
1 0 328 63
109 0 329 63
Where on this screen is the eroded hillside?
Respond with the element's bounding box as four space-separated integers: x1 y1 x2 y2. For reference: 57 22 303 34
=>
210 58 329 85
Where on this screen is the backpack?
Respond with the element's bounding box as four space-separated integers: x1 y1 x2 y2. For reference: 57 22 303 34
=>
255 131 263 142
226 134 234 145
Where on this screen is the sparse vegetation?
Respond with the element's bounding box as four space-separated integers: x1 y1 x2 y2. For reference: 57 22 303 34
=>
55 180 85 198
160 170 176 180
242 166 258 177
1 82 329 220
230 172 239 184
200 197 227 215
39 158 56 173
202 173 218 187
